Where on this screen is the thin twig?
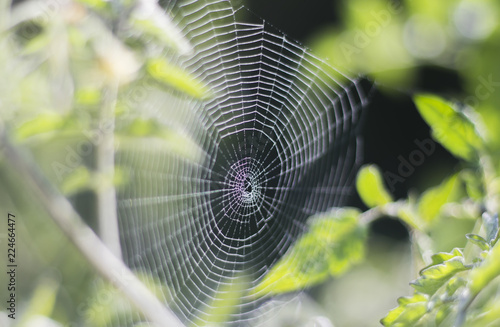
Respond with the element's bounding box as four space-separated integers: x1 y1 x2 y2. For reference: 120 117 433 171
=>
0 123 185 327
358 200 407 225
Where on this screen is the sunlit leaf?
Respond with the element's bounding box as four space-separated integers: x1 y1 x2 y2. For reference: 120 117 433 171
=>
22 277 59 319
429 248 464 266
75 88 102 106
469 237 500 295
15 113 66 140
356 164 393 208
381 293 428 327
483 212 499 244
466 234 490 251
461 169 484 201
417 174 459 223
251 208 366 297
75 0 108 10
146 58 210 99
413 95 483 161
22 30 51 54
60 166 92 195
411 250 469 295
121 118 162 137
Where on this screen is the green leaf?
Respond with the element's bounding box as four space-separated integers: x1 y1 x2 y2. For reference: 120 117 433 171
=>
15 112 65 140
381 293 429 327
22 277 59 320
251 208 366 297
411 250 469 295
146 58 210 99
413 94 483 161
116 120 204 162
466 234 490 251
122 118 163 137
469 236 500 295
429 248 464 266
483 212 499 244
356 164 393 208
418 174 459 223
60 167 92 195
75 88 102 106
461 170 484 201
75 0 108 10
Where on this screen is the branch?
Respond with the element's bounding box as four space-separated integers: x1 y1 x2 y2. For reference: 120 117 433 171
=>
96 83 122 259
0 122 185 327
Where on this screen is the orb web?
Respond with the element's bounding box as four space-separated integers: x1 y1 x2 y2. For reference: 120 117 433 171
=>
116 0 373 325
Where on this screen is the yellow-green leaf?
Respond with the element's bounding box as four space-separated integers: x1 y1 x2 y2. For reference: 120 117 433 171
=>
381 293 429 327
417 174 459 223
60 166 92 195
15 112 65 140
146 58 209 99
251 208 366 297
466 234 490 251
411 250 469 295
414 94 483 161
469 237 500 295
356 164 393 208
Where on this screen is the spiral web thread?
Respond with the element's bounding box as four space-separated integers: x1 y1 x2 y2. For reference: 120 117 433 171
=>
116 0 372 325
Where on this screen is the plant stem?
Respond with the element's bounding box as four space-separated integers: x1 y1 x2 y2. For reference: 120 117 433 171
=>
96 83 122 259
0 122 185 327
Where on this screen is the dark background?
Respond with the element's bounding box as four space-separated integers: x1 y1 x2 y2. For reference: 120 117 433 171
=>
245 0 461 240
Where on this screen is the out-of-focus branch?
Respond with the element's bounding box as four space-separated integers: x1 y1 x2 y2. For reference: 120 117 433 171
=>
96 83 122 260
0 122 185 327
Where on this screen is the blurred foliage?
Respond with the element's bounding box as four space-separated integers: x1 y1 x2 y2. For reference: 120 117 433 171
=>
252 208 366 297
0 0 201 326
2 0 500 326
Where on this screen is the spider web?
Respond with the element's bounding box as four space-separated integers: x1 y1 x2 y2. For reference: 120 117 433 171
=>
116 0 372 325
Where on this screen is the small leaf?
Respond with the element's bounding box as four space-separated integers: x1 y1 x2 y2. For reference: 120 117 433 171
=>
429 248 464 266
414 95 483 161
15 112 65 140
75 0 108 10
356 164 393 208
417 174 459 223
466 234 490 251
483 212 499 244
469 237 500 295
146 58 210 98
381 293 428 327
123 118 162 137
60 167 92 195
411 253 469 295
251 208 366 297
461 170 484 201
131 0 192 55
75 88 102 106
